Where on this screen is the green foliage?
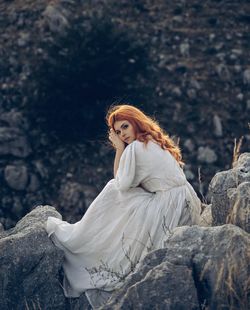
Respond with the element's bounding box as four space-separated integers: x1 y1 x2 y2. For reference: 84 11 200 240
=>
28 15 151 142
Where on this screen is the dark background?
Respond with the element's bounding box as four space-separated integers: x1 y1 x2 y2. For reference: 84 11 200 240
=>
0 0 249 229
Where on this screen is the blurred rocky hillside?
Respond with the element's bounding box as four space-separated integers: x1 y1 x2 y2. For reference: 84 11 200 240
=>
0 0 249 228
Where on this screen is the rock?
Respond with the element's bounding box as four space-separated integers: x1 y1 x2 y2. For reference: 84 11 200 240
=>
0 205 93 310
179 41 190 57
243 69 250 85
0 127 32 158
215 42 224 51
17 32 30 47
58 180 86 214
200 204 212 226
33 160 49 179
227 182 250 233
187 88 197 99
109 261 199 309
234 64 242 73
12 197 23 218
197 146 217 164
213 114 223 137
208 153 250 227
0 109 29 130
247 100 250 110
184 169 195 181
43 5 70 34
209 33 216 41
27 173 40 192
236 93 244 101
82 185 99 207
4 164 29 191
184 139 195 152
190 78 201 90
3 206 249 310
172 86 182 97
104 225 249 310
216 64 231 81
0 206 65 310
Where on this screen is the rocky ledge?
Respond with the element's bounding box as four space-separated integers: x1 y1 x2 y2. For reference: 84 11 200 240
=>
0 153 249 309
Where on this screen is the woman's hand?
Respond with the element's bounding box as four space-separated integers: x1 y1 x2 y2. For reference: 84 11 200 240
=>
109 128 125 151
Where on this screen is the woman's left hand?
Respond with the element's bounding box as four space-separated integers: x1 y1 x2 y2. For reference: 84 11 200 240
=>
109 128 125 150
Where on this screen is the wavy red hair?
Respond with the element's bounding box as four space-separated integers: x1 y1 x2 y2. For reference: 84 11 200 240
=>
106 104 184 167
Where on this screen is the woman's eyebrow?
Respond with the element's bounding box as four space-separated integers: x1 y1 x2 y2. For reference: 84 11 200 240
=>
115 122 127 131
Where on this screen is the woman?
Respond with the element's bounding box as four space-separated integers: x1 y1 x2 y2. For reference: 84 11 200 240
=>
46 104 201 308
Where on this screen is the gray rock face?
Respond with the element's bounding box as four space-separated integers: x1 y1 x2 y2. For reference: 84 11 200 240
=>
43 4 70 34
197 146 217 164
213 114 223 137
200 204 212 227
4 164 29 190
0 205 90 310
243 69 250 85
0 206 63 309
0 109 29 130
0 206 249 310
227 182 250 233
58 181 86 214
103 225 249 310
208 152 250 227
0 127 32 158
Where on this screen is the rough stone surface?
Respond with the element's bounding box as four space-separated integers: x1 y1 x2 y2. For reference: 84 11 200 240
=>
4 164 29 191
213 114 223 137
0 205 90 310
57 180 87 220
1 206 249 310
197 146 218 164
0 0 249 231
0 127 32 158
208 152 250 227
43 4 70 34
103 225 249 310
0 109 29 130
227 181 250 233
200 204 212 227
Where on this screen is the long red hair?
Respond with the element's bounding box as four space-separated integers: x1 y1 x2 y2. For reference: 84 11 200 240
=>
106 104 185 167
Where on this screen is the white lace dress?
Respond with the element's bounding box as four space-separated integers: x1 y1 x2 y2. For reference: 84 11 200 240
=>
46 140 201 308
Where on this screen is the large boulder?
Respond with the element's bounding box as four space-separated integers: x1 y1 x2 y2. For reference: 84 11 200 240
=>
0 205 89 310
0 206 249 310
227 181 250 233
208 153 250 228
103 224 250 310
0 127 32 158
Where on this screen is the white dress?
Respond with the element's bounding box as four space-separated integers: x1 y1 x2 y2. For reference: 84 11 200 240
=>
46 140 201 308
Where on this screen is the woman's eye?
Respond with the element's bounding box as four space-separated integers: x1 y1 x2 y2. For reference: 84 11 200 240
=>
124 124 128 129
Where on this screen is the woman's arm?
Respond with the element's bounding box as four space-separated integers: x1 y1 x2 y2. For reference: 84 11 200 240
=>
113 148 124 177
108 128 125 177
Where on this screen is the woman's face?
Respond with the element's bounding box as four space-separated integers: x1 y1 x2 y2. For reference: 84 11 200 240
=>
113 120 136 144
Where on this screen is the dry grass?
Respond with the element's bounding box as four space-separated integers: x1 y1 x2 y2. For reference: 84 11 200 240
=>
232 136 244 168
197 166 208 205
24 297 42 310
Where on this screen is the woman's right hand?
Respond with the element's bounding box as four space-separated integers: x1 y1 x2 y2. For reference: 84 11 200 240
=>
109 128 125 151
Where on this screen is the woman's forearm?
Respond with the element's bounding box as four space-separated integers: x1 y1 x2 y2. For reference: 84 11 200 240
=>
114 148 124 177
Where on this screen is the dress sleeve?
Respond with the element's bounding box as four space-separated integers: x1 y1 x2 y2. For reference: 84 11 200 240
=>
115 142 136 191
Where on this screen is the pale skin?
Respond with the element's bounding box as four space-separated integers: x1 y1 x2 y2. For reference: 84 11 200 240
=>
108 120 136 177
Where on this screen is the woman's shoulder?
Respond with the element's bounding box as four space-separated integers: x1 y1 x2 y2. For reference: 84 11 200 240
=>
129 139 160 154
124 140 145 156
